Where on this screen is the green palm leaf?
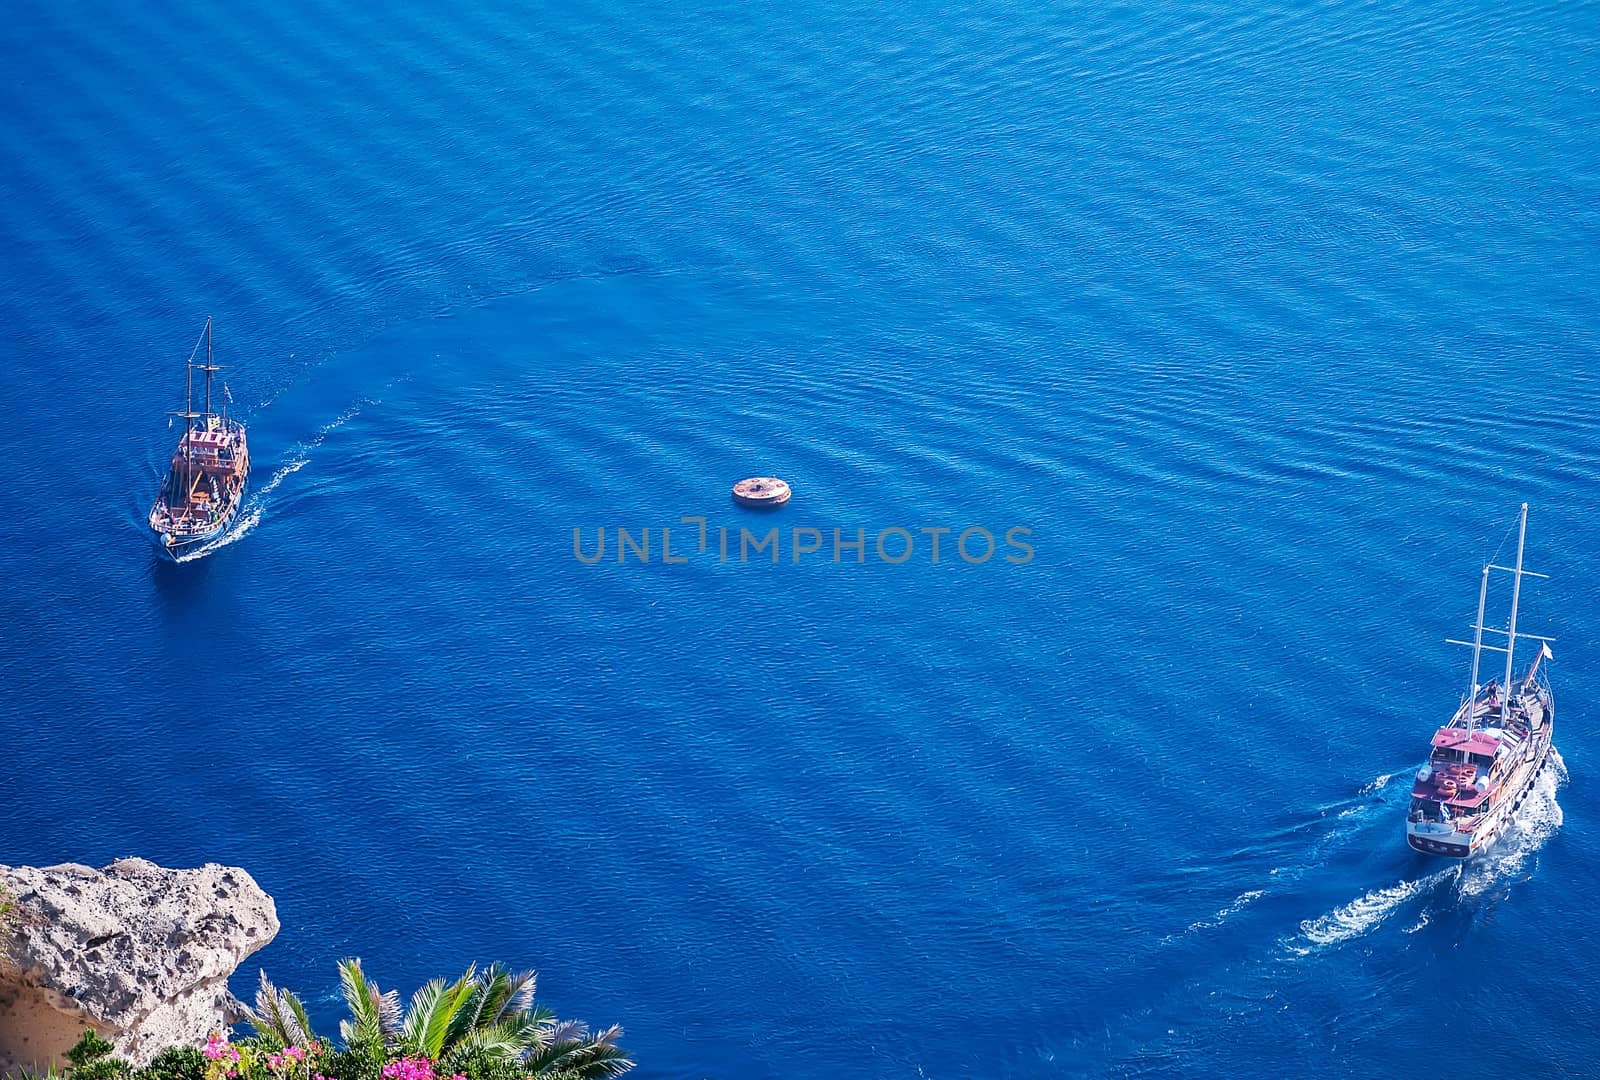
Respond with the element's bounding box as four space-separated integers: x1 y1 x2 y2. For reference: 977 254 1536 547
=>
520 1024 634 1079
338 957 401 1051
328 957 629 1076
446 1016 542 1060
448 965 539 1049
246 969 318 1046
480 965 538 1024
402 968 478 1059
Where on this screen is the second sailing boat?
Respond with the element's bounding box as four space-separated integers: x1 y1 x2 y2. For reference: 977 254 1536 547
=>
1406 503 1555 858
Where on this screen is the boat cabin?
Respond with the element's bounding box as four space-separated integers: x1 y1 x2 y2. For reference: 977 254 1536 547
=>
172 425 240 475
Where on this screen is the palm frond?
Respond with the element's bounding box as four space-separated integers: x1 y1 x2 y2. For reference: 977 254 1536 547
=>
241 975 280 1047
483 965 538 1024
402 968 477 1059
589 1025 625 1049
542 1020 587 1045
286 991 318 1048
379 987 402 1031
522 1024 633 1079
446 1015 545 1060
452 964 538 1042
338 957 400 1050
400 975 447 1055
247 969 317 1046
444 968 491 1052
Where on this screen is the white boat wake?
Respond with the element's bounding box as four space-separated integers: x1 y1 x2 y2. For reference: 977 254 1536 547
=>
1166 768 1410 945
1358 772 1395 796
1082 744 1563 1068
172 402 367 562
1457 747 1566 900
1292 748 1566 950
1290 868 1456 953
1176 889 1266 938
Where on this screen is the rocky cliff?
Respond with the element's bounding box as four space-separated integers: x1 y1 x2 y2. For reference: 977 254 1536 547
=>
0 859 278 1071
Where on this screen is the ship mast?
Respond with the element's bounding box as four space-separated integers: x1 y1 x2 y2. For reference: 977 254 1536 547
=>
185 333 194 494
203 318 212 419
1499 502 1529 726
1466 565 1489 737
165 320 213 514
1446 503 1549 728
195 317 223 425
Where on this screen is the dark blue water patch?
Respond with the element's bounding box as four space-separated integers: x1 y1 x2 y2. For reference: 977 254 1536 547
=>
2 0 1599 1076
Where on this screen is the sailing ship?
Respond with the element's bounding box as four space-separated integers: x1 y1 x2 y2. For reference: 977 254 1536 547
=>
147 318 249 559
1407 503 1555 858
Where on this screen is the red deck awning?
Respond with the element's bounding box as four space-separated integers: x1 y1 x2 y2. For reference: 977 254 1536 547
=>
1431 727 1500 757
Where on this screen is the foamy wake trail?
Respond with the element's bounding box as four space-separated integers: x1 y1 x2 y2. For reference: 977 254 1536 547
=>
1359 772 1395 796
1171 769 1407 943
1321 767 1408 823
1458 748 1567 900
173 403 366 562
1294 749 1567 948
1290 868 1455 953
1177 890 1265 938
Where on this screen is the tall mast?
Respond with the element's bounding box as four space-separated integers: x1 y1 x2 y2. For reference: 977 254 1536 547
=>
194 317 224 428
203 317 212 419
1467 565 1489 736
165 320 214 512
1499 502 1529 725
184 335 194 496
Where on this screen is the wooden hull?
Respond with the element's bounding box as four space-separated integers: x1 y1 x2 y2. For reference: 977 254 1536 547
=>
150 473 248 560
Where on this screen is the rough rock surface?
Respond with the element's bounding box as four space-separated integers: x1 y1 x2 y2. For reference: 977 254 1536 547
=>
0 859 278 1070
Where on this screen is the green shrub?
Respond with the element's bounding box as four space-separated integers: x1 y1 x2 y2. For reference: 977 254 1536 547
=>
135 1046 207 1080
24 957 632 1080
64 1029 116 1068
71 1057 131 1080
451 1051 527 1080
0 881 17 960
64 1029 132 1080
316 1048 382 1080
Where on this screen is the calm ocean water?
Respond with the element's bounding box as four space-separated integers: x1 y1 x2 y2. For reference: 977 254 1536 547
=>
2 0 1598 1075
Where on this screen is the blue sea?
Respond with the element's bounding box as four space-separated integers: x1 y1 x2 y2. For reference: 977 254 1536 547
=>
2 0 1598 1075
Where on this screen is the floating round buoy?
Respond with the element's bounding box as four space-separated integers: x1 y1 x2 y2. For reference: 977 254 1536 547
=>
732 476 792 509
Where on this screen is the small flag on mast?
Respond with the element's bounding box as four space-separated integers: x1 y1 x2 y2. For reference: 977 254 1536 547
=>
223 382 233 405
1541 642 1553 661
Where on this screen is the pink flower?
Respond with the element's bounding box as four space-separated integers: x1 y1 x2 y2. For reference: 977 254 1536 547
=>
381 1058 438 1080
